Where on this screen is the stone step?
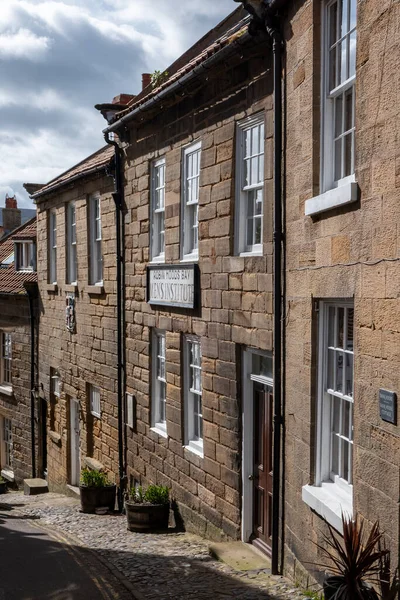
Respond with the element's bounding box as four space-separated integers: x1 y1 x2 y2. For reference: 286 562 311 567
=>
23 478 49 496
209 541 271 572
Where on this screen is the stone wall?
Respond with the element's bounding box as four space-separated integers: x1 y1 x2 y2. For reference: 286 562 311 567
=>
284 0 400 584
123 42 274 539
36 172 118 492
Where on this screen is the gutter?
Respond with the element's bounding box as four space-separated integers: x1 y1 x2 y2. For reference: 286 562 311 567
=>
104 133 126 512
24 281 39 478
103 26 252 134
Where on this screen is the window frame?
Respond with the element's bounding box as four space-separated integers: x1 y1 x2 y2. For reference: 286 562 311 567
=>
235 114 265 256
1 417 13 472
181 141 201 262
0 332 12 390
150 158 166 263
89 384 101 419
49 209 57 284
15 241 35 272
66 202 77 285
88 194 103 286
321 0 356 193
183 336 203 456
151 330 167 437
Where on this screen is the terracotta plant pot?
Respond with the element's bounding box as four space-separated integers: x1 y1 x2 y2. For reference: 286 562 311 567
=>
324 576 379 600
79 484 116 514
125 501 169 532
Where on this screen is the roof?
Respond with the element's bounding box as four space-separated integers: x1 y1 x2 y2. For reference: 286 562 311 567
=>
0 208 36 228
0 217 37 294
32 145 114 200
111 12 250 127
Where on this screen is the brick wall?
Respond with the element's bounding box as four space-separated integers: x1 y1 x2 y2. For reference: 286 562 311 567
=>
123 43 274 539
36 172 118 492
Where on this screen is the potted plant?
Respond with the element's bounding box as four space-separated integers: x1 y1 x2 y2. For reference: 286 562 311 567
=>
79 468 116 514
0 476 7 494
317 514 388 599
125 484 170 532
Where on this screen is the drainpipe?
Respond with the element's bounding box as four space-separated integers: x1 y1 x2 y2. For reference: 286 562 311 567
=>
235 0 285 575
24 282 38 478
104 133 126 512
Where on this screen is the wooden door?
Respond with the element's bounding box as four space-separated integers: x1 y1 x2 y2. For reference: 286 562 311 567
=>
252 385 273 554
70 399 80 486
40 398 47 478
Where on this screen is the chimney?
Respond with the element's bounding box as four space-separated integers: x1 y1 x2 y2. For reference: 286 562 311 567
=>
111 94 136 106
5 194 17 209
3 194 21 234
142 73 152 91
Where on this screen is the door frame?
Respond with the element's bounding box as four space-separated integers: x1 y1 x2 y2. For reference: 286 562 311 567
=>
241 348 273 544
69 398 80 486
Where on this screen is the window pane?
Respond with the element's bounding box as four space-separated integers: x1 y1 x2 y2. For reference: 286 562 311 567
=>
329 2 338 48
344 133 352 177
342 399 351 438
255 217 262 245
337 307 344 348
327 349 335 390
342 439 349 481
331 433 339 475
341 0 349 37
346 308 354 350
334 138 342 181
335 95 343 137
349 31 356 77
350 0 356 29
336 352 344 393
345 353 353 397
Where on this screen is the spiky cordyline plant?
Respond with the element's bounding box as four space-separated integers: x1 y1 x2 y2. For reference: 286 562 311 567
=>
316 514 389 599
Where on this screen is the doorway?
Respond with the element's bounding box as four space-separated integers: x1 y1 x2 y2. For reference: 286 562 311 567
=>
242 349 274 556
39 398 47 478
69 399 80 486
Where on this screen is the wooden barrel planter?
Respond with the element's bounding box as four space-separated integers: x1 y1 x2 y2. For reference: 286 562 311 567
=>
125 501 169 532
79 484 116 514
0 481 7 494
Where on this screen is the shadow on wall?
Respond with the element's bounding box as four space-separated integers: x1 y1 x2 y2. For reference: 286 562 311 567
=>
0 501 279 600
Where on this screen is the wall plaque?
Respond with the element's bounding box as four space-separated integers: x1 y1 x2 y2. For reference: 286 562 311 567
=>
147 264 199 309
379 389 397 425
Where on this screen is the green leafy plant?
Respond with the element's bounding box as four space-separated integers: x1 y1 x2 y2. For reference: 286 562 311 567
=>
0 476 6 484
129 484 169 505
80 468 110 488
150 70 169 89
316 514 389 599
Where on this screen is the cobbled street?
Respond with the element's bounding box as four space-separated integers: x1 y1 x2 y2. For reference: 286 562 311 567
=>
1 492 310 600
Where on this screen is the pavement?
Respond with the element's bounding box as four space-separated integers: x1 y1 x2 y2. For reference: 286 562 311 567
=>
0 491 312 600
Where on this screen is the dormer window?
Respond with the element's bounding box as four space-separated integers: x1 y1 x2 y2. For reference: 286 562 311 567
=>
15 241 35 272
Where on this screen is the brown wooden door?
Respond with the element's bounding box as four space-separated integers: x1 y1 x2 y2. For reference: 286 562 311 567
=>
252 385 273 554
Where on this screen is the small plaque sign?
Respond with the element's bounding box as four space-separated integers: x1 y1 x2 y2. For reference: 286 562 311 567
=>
379 389 397 425
147 264 199 309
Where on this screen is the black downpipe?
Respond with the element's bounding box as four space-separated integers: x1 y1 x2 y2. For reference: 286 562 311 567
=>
104 133 125 512
270 28 283 576
24 282 38 478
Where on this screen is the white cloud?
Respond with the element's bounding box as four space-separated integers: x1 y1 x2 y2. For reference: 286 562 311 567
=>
0 28 51 60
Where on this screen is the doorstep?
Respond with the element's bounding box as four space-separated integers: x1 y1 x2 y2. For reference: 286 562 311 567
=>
209 541 271 572
66 484 80 498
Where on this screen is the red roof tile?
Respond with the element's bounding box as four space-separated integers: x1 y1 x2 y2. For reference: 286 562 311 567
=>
0 217 37 294
32 145 114 200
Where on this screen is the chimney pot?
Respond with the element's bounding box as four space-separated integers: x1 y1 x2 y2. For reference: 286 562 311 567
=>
5 194 17 209
142 73 152 91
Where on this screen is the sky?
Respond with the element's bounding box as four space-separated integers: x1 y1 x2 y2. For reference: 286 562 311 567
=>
0 0 236 208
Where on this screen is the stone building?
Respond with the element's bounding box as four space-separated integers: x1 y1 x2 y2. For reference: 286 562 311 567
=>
31 146 119 494
0 217 38 484
0 194 36 240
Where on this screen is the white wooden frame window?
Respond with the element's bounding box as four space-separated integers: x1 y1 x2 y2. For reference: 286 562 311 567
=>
181 142 201 261
151 330 167 436
0 333 12 389
51 369 60 398
1 417 13 471
88 195 103 285
302 301 354 531
66 202 77 284
322 0 356 191
49 210 57 284
235 115 265 255
15 241 35 272
150 159 166 263
184 337 203 456
89 384 101 418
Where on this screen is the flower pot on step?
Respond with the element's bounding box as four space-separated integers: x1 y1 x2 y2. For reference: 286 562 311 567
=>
125 501 169 532
79 484 116 514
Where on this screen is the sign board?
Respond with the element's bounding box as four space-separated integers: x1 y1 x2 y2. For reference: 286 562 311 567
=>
379 389 397 425
147 264 199 309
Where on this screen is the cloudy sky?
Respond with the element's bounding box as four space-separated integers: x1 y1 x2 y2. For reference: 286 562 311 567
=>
0 0 236 208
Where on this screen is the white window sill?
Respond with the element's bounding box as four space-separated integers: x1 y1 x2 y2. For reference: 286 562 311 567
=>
302 482 353 533
0 384 13 397
185 442 204 458
181 254 198 263
150 257 165 265
305 178 358 216
151 425 168 439
1 469 14 482
239 250 263 258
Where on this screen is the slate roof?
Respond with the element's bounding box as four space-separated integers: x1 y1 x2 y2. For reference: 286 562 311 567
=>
32 145 114 200
0 217 37 294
